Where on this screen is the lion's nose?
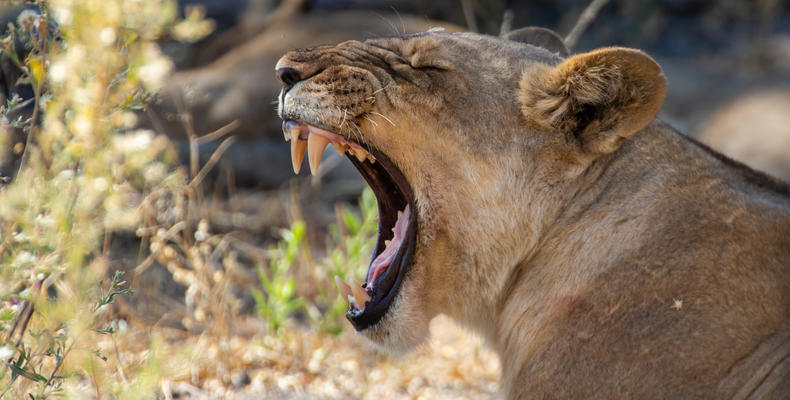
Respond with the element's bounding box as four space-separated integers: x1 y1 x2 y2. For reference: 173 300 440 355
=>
276 67 302 88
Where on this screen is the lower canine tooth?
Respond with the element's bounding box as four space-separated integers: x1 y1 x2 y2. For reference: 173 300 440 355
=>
347 295 358 309
307 134 330 175
334 276 353 304
291 139 307 174
351 283 371 305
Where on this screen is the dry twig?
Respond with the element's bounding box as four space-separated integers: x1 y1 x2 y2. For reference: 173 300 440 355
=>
564 0 611 50
499 9 514 37
461 0 478 33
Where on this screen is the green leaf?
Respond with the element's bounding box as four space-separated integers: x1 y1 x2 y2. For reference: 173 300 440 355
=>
94 325 115 334
0 309 16 321
7 363 48 384
342 209 360 235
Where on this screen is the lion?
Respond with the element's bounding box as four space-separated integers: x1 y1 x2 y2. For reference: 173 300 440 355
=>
275 27 790 399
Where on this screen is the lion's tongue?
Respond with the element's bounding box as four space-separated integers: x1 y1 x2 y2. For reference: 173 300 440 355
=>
367 205 411 287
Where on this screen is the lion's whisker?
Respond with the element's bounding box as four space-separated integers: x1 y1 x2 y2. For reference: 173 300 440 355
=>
370 111 397 127
370 83 392 97
363 115 379 127
350 120 365 145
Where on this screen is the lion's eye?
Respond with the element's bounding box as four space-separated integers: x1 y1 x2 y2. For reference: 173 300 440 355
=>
408 53 452 71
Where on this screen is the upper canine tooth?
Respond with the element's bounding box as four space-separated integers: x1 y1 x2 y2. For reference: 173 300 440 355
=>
307 134 330 175
291 139 307 174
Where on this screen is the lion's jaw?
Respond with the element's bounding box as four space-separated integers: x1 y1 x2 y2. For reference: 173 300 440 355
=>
275 33 573 351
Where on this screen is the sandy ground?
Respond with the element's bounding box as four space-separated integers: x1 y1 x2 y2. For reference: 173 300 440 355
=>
155 316 501 400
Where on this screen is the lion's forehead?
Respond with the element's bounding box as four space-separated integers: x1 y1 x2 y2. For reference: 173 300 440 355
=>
280 31 558 74
364 32 559 65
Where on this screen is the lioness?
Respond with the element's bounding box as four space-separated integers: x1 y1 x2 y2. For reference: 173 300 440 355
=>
275 28 790 399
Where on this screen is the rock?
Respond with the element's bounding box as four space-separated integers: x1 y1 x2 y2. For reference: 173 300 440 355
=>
231 371 251 388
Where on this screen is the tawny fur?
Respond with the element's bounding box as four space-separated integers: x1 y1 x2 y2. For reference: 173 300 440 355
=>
276 28 790 399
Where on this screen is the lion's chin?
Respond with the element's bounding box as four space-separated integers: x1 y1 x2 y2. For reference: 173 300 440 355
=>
356 281 432 355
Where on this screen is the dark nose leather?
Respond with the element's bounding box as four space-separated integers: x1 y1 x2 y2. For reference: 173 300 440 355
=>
276 67 302 88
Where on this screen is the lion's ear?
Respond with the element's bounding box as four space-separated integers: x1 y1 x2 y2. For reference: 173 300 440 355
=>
519 47 666 156
504 27 569 58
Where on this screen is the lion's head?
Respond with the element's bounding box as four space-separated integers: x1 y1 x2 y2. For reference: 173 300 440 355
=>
275 28 665 353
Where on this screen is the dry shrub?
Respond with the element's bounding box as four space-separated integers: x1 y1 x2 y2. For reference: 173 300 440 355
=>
0 0 212 398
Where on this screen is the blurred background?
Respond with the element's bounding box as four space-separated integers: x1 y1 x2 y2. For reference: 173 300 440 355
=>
0 0 788 398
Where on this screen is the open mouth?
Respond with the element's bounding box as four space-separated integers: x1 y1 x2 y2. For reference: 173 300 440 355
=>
282 120 417 331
